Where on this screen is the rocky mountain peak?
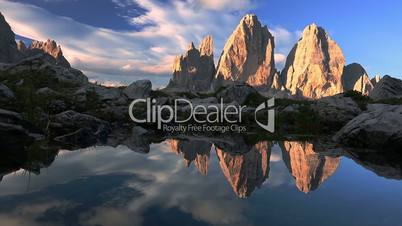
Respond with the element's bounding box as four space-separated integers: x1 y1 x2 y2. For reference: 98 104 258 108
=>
281 23 345 99
28 39 70 67
166 35 215 92
0 12 22 63
214 14 276 89
187 41 196 51
199 35 213 57
342 63 373 95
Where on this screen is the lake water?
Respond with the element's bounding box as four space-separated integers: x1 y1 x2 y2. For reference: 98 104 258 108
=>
1 140 402 226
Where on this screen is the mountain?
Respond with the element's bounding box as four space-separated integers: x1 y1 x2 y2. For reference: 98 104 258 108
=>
166 36 215 92
281 24 345 99
369 75 402 100
25 39 71 68
214 14 276 90
216 141 271 198
280 141 340 193
342 63 373 95
0 13 22 63
0 12 71 69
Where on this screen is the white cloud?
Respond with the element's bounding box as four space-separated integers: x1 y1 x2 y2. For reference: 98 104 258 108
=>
194 0 253 11
0 0 299 85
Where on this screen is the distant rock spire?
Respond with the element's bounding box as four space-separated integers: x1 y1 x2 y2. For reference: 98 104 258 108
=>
342 63 373 95
281 23 345 99
166 35 215 92
28 39 71 68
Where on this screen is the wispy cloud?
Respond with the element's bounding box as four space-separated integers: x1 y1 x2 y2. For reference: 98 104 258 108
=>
0 0 299 86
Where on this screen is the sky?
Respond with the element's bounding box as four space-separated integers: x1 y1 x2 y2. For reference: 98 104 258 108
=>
0 0 401 87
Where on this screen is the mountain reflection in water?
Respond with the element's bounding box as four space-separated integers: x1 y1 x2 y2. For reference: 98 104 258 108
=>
1 135 402 226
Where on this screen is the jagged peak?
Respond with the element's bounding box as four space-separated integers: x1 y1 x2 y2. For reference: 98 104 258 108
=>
187 41 196 50
199 35 214 57
240 14 259 26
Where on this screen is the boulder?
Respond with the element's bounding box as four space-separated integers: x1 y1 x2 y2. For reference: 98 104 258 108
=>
123 79 152 99
369 75 402 100
0 83 15 100
93 85 122 101
214 14 276 89
36 87 59 96
281 23 345 99
51 110 111 146
216 83 258 105
334 104 402 150
0 109 43 151
313 94 362 124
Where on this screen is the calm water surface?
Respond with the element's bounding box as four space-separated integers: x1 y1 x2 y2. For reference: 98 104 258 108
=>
0 141 402 226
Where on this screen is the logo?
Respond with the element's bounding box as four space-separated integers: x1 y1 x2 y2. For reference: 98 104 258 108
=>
254 98 275 132
128 98 275 133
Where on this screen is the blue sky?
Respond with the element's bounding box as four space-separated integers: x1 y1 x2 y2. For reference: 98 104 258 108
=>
1 0 401 87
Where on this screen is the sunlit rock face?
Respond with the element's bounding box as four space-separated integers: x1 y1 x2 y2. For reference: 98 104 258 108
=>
166 36 215 92
216 141 272 198
214 14 276 89
26 39 71 68
280 141 340 193
281 24 345 99
342 63 373 95
0 13 22 63
167 139 212 175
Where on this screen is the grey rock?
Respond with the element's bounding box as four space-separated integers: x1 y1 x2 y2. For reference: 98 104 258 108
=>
0 13 23 63
3 55 88 84
369 75 402 100
216 83 258 105
51 110 111 146
123 126 151 153
123 80 152 99
36 87 59 96
313 94 362 124
93 85 122 101
334 104 402 150
0 108 43 151
0 83 15 100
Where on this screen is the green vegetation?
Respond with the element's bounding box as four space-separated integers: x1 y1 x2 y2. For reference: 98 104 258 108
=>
344 90 370 110
244 92 267 107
